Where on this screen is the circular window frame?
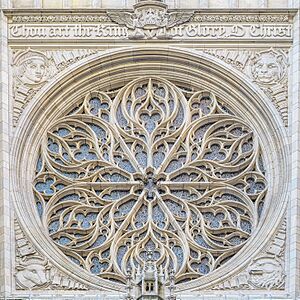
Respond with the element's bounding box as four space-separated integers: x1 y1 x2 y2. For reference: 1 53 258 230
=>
11 47 289 292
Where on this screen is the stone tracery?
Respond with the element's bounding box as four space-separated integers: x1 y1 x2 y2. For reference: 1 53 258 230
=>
33 77 267 285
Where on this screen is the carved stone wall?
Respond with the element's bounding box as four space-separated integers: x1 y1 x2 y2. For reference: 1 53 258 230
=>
15 221 88 290
12 48 97 125
203 48 289 124
0 0 297 299
212 219 286 290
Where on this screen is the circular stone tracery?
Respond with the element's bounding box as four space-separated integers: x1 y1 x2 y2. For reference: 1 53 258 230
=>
33 77 267 284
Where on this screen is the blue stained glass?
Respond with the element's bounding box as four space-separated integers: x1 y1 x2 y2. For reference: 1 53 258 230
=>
49 220 59 234
114 200 136 217
114 156 136 173
154 86 166 98
90 235 106 248
89 97 102 115
55 158 65 165
190 250 198 259
117 246 127 268
116 105 128 128
135 87 147 98
33 78 268 282
199 263 210 275
36 201 43 218
172 246 184 267
48 139 59 153
204 144 226 161
135 146 147 168
90 257 109 274
171 190 197 201
59 193 80 202
153 156 165 170
140 113 161 133
242 141 253 153
55 184 65 191
165 156 186 173
135 205 148 228
102 173 129 182
58 236 71 245
258 202 264 218
194 234 211 249
246 179 265 194
75 144 98 161
229 236 244 245
241 220 252 233
56 128 70 137
63 212 71 225
88 124 107 142
101 249 110 258
75 212 98 229
173 104 184 127
203 212 224 229
36 156 43 173
152 205 165 228
164 200 186 218
62 151 71 162
67 255 81 266
102 190 129 200
35 178 55 195
199 96 212 115
101 113 109 122
57 170 80 179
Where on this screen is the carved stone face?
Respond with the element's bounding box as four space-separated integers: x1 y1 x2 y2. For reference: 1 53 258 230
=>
253 53 281 84
22 57 46 84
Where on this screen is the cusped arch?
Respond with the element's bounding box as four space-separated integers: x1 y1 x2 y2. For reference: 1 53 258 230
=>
11 47 289 292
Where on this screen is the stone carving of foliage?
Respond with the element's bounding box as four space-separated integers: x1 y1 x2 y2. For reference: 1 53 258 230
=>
33 77 267 286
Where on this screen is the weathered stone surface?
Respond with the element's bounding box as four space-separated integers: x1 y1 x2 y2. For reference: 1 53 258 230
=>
0 0 298 299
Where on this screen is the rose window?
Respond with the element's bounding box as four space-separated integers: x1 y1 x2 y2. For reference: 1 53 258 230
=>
33 77 267 284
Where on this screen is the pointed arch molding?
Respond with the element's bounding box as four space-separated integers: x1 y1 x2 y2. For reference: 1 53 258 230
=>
11 47 289 292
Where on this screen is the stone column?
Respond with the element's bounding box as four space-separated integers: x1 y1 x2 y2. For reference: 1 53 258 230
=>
0 2 12 298
289 0 300 298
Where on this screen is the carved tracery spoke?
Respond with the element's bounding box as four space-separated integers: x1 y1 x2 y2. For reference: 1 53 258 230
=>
33 77 267 284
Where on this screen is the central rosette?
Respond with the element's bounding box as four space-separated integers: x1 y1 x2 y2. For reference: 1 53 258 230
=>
33 77 267 284
138 170 164 200
142 172 157 200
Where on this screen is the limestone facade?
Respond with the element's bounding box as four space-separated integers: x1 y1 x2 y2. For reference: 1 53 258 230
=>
0 0 300 299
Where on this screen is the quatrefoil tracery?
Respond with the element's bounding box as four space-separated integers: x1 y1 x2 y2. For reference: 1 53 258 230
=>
33 77 267 284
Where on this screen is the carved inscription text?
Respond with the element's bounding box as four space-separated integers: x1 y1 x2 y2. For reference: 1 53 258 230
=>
9 23 292 40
